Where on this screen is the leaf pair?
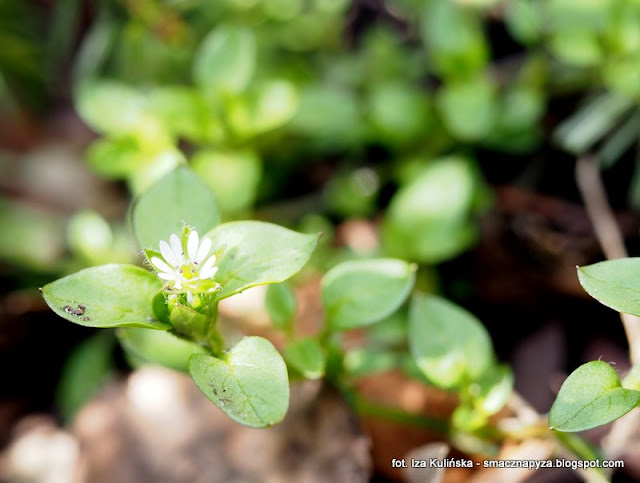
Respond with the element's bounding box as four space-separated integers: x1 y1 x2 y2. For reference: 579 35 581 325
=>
548 259 640 432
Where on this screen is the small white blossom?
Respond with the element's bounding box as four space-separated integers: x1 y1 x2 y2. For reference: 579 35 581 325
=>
146 227 220 298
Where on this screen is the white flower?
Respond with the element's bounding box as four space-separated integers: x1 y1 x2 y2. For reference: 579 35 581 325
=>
146 228 220 296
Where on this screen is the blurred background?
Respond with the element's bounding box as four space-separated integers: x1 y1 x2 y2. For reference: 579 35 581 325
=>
2 0 640 481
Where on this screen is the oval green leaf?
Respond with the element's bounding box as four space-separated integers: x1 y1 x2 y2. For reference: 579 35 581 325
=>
229 80 299 138
578 258 640 317
266 282 297 332
204 221 319 300
322 258 416 330
41 264 169 329
409 294 493 389
284 337 325 380
193 25 256 95
382 156 484 263
117 327 207 372
549 361 640 432
189 336 289 428
191 149 262 215
249 80 299 134
436 76 497 142
420 0 488 78
56 331 115 422
131 165 220 249
85 137 143 179
473 364 513 416
148 86 216 143
75 80 146 135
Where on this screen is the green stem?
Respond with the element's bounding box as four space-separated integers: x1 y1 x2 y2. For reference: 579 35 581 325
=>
351 393 450 433
204 301 224 357
554 431 602 463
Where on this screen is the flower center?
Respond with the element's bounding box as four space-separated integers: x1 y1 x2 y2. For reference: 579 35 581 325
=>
180 263 198 280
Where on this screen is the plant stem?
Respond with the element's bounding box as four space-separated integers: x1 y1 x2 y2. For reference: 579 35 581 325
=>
554 431 602 463
349 392 450 434
204 301 224 357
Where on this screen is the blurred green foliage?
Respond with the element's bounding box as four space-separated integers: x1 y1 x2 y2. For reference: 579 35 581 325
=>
5 0 640 435
5 0 640 302
56 0 640 255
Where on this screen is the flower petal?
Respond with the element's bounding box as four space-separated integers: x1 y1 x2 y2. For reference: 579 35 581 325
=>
200 266 218 279
159 240 177 266
195 238 212 264
170 234 184 263
158 272 177 281
199 256 218 279
151 257 173 274
187 230 199 260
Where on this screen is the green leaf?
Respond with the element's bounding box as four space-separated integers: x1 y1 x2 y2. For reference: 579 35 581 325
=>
549 361 640 432
166 303 220 351
72 11 116 83
148 86 222 143
505 0 542 44
420 0 488 78
85 137 144 179
67 210 113 262
382 156 484 263
250 80 298 133
131 165 220 249
127 149 185 196
452 402 487 431
554 93 632 155
189 336 289 427
117 327 207 372
409 294 493 389
472 364 513 415
290 85 362 150
284 337 325 379
169 303 207 340
598 110 640 168
436 76 497 141
228 80 299 138
604 58 640 98
151 291 170 324
41 264 169 329
56 331 115 422
204 221 319 300
193 25 256 95
0 199 65 271
265 282 297 331
577 258 640 317
367 82 430 146
75 80 146 135
323 259 416 330
191 150 262 215
549 30 602 67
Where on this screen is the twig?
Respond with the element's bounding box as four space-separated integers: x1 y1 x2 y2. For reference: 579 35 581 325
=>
506 391 543 425
575 155 626 259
